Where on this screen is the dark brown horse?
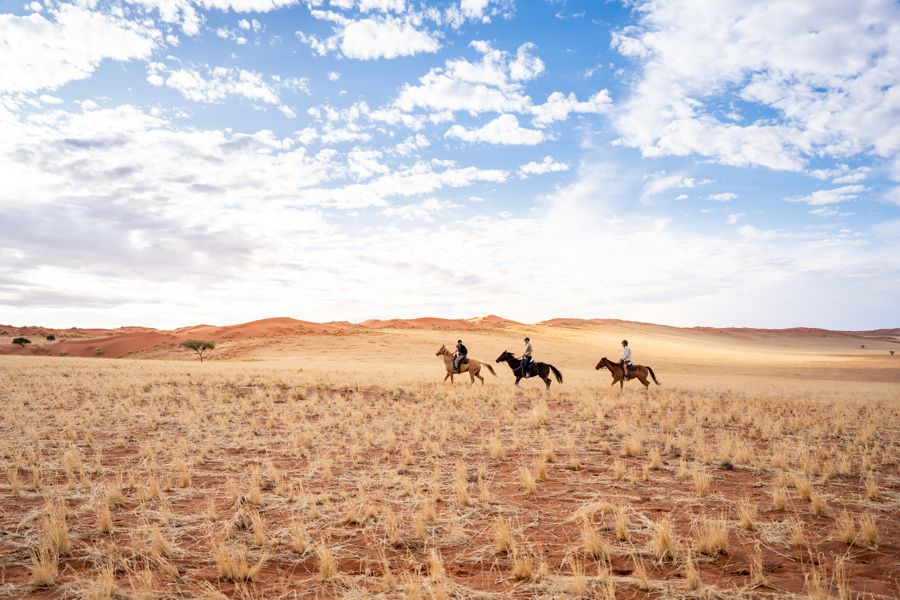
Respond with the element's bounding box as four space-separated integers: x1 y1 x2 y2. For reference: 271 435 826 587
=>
496 351 563 390
595 357 659 389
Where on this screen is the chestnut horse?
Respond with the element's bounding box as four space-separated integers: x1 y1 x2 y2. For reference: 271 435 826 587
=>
436 345 496 384
595 357 659 390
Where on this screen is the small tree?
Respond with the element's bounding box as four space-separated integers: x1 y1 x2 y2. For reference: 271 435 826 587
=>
46 334 56 341
12 337 31 347
182 339 215 362
891 350 895 358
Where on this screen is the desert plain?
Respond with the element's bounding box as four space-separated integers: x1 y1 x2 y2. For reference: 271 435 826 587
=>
0 316 897 599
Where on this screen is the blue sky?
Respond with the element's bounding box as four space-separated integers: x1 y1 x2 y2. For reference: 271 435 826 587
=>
1 0 898 329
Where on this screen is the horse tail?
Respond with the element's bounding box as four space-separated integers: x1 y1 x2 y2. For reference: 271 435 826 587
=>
485 363 496 376
549 364 563 384
647 366 660 385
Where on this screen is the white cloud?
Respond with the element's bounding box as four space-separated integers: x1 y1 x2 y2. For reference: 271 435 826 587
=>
612 0 900 173
381 197 460 221
809 164 872 184
2 107 897 330
726 213 744 225
347 149 389 180
508 42 544 81
294 161 508 207
789 184 867 206
394 41 535 115
298 11 439 60
884 186 900 206
147 63 303 117
445 114 546 145
459 0 490 19
708 192 737 203
640 173 708 203
518 156 569 177
0 4 158 94
328 71 341 81
216 26 247 44
393 133 430 156
357 0 405 12
737 224 780 241
531 90 611 127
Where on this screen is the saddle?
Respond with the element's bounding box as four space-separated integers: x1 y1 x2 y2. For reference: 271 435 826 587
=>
454 356 469 373
522 361 533 378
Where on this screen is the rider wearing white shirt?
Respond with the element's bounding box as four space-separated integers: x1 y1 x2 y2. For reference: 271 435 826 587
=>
620 340 633 379
522 337 533 376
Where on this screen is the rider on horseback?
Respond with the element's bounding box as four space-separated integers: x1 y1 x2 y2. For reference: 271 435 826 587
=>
454 339 468 373
620 340 633 380
522 337 533 377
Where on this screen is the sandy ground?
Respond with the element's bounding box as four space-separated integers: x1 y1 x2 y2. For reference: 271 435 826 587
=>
0 318 897 598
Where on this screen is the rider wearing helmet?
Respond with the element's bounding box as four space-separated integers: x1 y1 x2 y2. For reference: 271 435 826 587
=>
522 337 533 377
620 340 633 380
454 339 468 373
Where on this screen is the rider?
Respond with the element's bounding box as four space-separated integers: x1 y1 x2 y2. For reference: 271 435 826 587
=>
620 339 633 379
454 339 468 373
522 337 533 377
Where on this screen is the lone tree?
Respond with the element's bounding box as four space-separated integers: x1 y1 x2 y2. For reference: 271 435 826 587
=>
182 339 215 362
12 337 31 347
46 334 56 341
891 350 895 357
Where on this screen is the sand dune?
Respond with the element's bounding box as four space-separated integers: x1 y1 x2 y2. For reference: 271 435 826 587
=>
1 317 897 374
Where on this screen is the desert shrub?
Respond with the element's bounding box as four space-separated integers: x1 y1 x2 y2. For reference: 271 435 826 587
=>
46 334 56 341
12 337 31 347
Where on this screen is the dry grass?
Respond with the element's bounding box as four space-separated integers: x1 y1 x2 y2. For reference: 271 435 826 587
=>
0 353 897 598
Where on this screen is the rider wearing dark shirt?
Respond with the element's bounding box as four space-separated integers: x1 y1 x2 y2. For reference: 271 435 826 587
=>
454 340 468 372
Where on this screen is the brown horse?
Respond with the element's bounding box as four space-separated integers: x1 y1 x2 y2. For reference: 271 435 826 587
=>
595 357 659 390
436 345 496 384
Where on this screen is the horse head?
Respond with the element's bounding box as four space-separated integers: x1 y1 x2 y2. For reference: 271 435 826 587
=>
496 350 512 363
436 345 448 356
595 357 609 370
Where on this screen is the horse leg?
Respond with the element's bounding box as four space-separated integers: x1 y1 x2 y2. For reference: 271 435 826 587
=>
443 372 450 383
543 376 551 390
515 377 521 386
639 376 650 389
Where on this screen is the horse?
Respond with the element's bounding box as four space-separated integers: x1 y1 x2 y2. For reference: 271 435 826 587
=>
595 357 659 390
495 351 563 390
435 345 496 384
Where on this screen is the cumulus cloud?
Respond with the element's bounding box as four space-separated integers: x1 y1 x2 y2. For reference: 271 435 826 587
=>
381 197 460 221
531 90 611 127
809 164 872 184
518 156 569 177
612 0 900 174
295 161 508 207
640 173 709 203
708 192 737 203
147 63 305 117
445 114 546 145
395 41 533 114
788 184 867 206
297 11 439 59
0 4 159 94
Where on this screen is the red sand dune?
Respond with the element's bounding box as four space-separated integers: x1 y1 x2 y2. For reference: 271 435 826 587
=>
2 316 897 359
360 315 519 330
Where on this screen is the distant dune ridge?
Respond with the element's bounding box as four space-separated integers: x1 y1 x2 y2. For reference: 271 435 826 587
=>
1 316 897 361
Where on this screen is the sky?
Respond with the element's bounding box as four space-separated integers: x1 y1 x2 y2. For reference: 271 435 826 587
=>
1 0 899 330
